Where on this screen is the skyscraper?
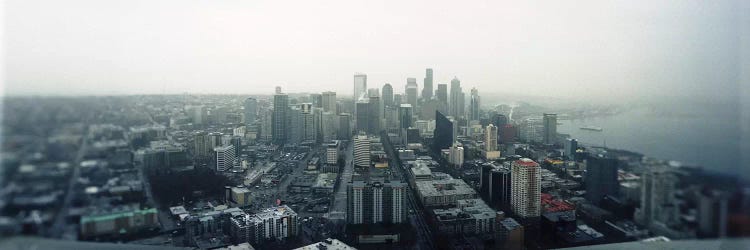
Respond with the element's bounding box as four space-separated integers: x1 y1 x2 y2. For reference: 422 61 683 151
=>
355 100 369 134
260 109 273 141
436 83 448 114
353 73 367 113
215 145 236 172
353 133 371 168
405 78 418 109
422 68 433 100
244 98 257 125
287 105 302 144
480 163 512 211
272 91 289 144
321 91 337 113
337 113 351 140
382 83 393 108
322 111 338 142
636 168 679 227
193 131 210 161
309 93 322 108
368 95 381 134
543 113 557 145
511 158 541 218
449 143 464 167
300 103 315 142
393 94 402 107
449 77 464 118
564 139 578 161
486 124 498 152
469 87 480 121
433 111 453 153
585 153 620 205
399 104 413 130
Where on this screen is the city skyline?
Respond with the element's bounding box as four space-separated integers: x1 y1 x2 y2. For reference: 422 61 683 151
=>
1 1 749 249
4 0 745 101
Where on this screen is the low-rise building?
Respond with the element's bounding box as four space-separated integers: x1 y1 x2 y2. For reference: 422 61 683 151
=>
295 238 356 250
415 175 477 207
80 204 158 238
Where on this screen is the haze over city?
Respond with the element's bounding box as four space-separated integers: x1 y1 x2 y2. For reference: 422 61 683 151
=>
4 0 746 101
1 1 749 250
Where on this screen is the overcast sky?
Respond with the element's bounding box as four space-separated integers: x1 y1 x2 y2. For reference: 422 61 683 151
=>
2 0 745 100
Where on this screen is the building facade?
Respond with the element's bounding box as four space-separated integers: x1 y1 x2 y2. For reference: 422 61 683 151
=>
511 158 541 218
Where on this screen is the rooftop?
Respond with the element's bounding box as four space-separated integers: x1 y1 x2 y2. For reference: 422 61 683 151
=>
514 158 539 167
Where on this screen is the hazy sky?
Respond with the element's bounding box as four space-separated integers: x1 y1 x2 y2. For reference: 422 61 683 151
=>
3 0 744 100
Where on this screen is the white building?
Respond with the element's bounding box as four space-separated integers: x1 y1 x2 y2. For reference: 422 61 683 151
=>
449 143 464 167
511 158 541 218
215 145 236 172
347 181 407 225
353 134 371 168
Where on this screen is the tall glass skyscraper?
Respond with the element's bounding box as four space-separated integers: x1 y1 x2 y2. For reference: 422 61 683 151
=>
244 97 257 125
433 111 453 153
405 78 418 109
272 92 289 144
422 68 433 100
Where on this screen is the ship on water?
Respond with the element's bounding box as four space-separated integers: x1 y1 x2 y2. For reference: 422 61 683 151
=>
580 126 603 132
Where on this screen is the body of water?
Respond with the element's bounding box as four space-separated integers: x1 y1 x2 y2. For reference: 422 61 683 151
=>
558 99 742 175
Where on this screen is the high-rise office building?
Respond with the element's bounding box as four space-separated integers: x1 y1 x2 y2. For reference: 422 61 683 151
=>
260 109 273 141
275 86 282 94
355 100 369 134
353 134 371 168
321 91 337 113
480 164 512 211
697 189 729 237
309 93 322 108
193 131 211 161
422 68 433 100
491 113 508 128
433 111 453 153
543 113 557 145
321 111 338 142
449 143 464 167
368 94 381 135
209 132 223 150
244 98 257 125
382 84 394 109
405 78 418 109
347 180 407 225
215 145 236 172
469 87 480 121
436 84 448 114
585 153 620 205
449 77 464 118
393 94 402 107
272 92 289 144
486 124 498 152
300 103 315 142
368 88 379 98
564 139 578 161
500 124 516 144
636 168 679 227
287 105 302 144
399 104 413 130
511 158 541 218
188 105 206 126
230 136 242 157
354 73 367 115
337 113 351 140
